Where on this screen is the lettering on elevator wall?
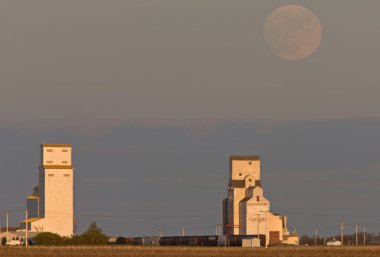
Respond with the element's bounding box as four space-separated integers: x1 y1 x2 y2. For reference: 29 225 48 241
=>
248 217 266 222
247 203 269 206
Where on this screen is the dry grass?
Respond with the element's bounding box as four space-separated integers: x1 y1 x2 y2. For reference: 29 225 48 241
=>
1 245 380 257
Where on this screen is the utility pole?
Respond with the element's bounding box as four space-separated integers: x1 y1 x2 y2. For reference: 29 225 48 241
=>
363 225 366 246
264 213 268 248
355 224 358 246
25 209 28 247
182 227 185 237
215 224 223 236
340 221 344 246
257 214 260 242
6 211 9 236
314 229 318 246
158 229 164 237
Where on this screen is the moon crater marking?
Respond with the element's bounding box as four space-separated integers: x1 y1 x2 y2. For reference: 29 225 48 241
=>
264 5 322 61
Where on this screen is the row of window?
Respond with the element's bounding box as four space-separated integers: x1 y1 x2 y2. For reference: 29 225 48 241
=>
46 161 68 164
47 174 70 177
46 149 69 153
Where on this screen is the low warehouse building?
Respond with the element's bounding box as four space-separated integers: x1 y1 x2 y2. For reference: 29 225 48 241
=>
327 240 342 246
242 237 261 247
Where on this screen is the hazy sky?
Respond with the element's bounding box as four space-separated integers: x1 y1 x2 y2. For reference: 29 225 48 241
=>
0 0 380 237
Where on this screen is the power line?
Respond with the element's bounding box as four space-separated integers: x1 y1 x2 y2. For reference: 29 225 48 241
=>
282 211 380 218
0 209 221 220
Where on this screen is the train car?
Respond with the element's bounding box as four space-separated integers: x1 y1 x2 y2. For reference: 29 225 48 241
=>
196 236 208 246
226 235 238 246
115 237 126 245
179 236 188 246
170 236 181 246
157 235 221 246
158 237 169 246
206 236 218 246
132 237 143 245
217 235 228 246
125 237 135 245
112 236 137 245
141 236 160 246
159 236 181 246
195 236 218 246
187 236 198 246
117 235 264 247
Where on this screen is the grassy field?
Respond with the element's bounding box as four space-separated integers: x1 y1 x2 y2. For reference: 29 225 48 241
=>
1 246 380 257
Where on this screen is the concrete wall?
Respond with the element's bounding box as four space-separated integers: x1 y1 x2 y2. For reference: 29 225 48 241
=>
228 157 260 235
226 189 234 234
38 168 45 219
43 167 74 236
240 188 270 235
230 159 260 181
284 235 299 245
232 187 245 234
41 144 72 166
265 213 283 243
27 144 74 237
27 198 39 218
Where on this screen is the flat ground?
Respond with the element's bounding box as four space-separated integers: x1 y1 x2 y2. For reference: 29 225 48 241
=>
1 246 380 257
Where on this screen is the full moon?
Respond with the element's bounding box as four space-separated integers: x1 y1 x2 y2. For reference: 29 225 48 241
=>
264 5 322 61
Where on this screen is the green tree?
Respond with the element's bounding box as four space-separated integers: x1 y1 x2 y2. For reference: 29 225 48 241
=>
34 232 63 245
32 222 108 245
78 222 108 245
86 222 103 234
62 235 80 245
